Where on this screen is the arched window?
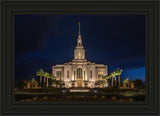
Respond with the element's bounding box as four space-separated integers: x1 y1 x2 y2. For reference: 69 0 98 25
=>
90 70 92 78
77 68 82 79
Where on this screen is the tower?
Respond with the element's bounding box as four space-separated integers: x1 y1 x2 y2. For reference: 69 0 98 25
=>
74 22 85 60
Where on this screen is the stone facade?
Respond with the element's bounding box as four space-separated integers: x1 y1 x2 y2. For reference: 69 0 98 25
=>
52 24 108 88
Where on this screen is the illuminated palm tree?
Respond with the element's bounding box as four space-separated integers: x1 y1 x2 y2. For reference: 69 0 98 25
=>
36 69 45 87
50 74 56 87
110 71 117 87
43 72 50 87
115 68 123 87
102 74 111 87
102 75 110 80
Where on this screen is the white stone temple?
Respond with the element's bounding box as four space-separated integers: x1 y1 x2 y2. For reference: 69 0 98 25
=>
52 22 108 88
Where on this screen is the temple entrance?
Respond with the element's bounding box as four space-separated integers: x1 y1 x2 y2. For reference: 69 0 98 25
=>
72 83 75 88
85 82 88 87
77 68 83 87
77 80 83 87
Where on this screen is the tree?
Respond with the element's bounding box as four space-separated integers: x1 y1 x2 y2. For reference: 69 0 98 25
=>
115 68 123 87
55 80 60 88
123 78 129 84
102 74 112 80
133 79 144 89
110 71 117 87
43 72 50 87
50 74 56 87
123 78 129 87
36 69 45 87
31 78 38 88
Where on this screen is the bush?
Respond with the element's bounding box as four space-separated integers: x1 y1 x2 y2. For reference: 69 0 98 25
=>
50 97 56 101
74 95 80 100
129 98 134 102
42 96 48 100
19 99 25 102
33 96 38 101
67 95 72 100
92 95 98 100
99 96 106 101
39 98 44 101
26 99 32 102
48 91 54 94
111 96 117 101
119 99 124 102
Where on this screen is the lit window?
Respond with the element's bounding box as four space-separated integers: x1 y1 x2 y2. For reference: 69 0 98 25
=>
90 70 92 78
77 68 82 79
98 71 103 78
74 71 75 80
67 71 69 78
84 71 85 80
56 71 61 79
78 52 81 59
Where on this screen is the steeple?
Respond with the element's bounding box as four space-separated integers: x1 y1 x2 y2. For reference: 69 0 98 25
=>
77 22 82 45
78 22 80 35
73 22 85 60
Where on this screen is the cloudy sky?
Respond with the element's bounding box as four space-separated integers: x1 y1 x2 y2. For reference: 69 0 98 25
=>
15 15 145 81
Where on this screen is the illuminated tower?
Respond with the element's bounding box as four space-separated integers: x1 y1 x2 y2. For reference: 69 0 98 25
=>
74 22 85 60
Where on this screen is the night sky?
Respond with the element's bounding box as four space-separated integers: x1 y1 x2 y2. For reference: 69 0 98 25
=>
15 15 145 82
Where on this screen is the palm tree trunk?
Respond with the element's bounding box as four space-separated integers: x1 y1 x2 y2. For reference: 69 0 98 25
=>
40 76 42 86
118 75 120 87
112 78 113 87
115 77 116 86
47 78 48 87
44 77 45 87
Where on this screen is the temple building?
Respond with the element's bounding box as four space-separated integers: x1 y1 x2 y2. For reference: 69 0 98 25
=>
52 22 108 88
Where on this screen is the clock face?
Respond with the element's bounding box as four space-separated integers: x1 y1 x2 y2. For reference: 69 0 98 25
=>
78 52 81 59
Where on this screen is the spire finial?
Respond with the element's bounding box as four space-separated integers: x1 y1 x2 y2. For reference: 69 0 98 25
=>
78 22 80 35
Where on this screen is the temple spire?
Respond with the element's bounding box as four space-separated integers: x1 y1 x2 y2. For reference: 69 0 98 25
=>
78 22 80 35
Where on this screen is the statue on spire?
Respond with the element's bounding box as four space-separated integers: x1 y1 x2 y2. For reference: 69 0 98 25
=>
78 22 80 35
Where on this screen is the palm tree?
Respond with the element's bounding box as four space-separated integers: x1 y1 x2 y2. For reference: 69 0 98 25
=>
50 74 56 87
43 72 50 87
110 71 117 87
103 74 111 87
115 68 123 87
36 69 45 87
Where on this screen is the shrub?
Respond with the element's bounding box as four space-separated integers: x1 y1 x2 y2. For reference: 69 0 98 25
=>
92 95 98 100
111 96 117 101
67 95 72 100
19 99 25 102
129 98 134 102
39 98 44 101
26 99 32 102
48 91 54 94
50 97 56 101
118 99 124 102
74 95 79 100
42 96 48 101
33 96 38 101
99 96 106 101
